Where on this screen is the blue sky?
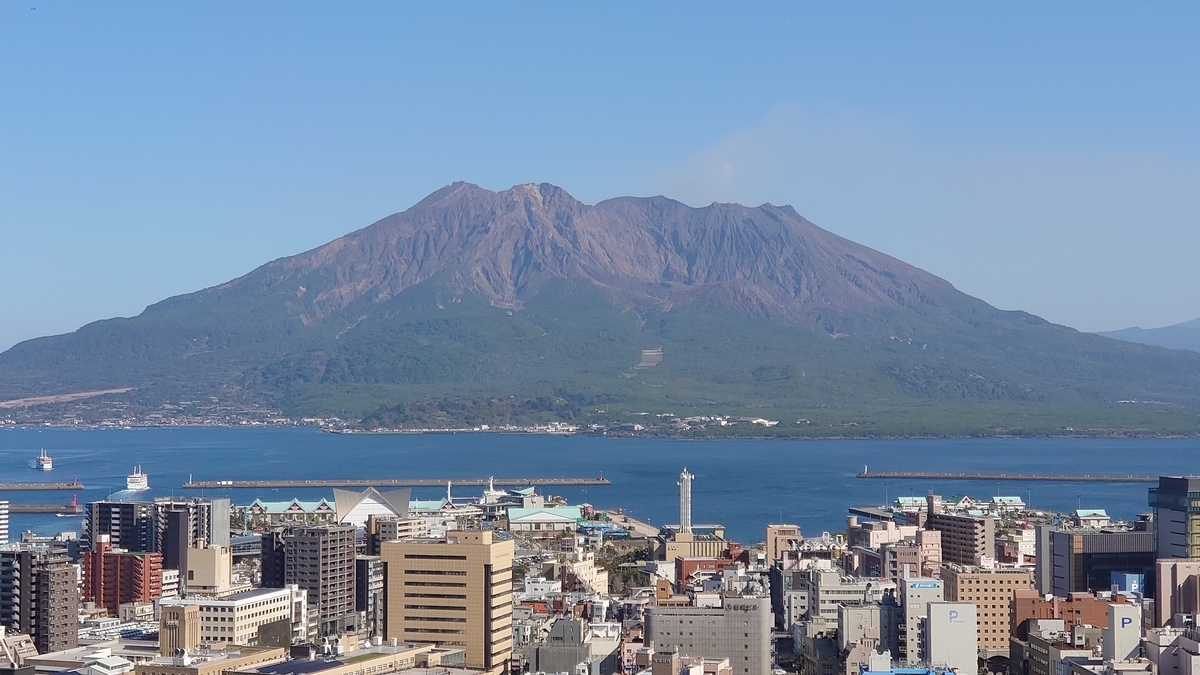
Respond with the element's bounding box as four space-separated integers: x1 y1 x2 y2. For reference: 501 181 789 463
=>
2 3 1199 351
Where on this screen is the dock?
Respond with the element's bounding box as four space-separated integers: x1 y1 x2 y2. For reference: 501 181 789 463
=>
183 476 611 489
0 482 86 491
8 503 83 515
857 470 1157 483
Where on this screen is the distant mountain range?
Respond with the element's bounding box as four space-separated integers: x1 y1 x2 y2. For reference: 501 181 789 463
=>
1099 317 1200 354
3 182 1200 435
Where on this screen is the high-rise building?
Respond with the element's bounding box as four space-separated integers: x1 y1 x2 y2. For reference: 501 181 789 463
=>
940 563 1032 657
81 535 164 616
381 530 514 675
925 501 993 567
1150 476 1200 559
153 497 232 570
1045 528 1154 597
0 544 78 653
899 577 944 663
0 502 9 545
925 602 978 674
356 556 386 638
282 525 357 637
83 500 155 552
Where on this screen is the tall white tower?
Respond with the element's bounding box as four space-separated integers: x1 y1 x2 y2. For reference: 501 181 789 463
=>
678 468 694 533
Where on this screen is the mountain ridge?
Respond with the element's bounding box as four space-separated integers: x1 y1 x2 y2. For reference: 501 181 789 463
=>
2 182 1199 434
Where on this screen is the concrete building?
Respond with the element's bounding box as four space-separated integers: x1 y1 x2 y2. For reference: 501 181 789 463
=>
645 600 772 675
380 529 514 675
531 616 620 675
84 501 156 553
281 525 357 637
926 511 994 567
0 501 8 545
1150 476 1200 559
82 536 164 617
159 604 201 656
766 525 802 565
1102 603 1141 662
650 469 728 562
231 642 465 675
159 585 309 647
926 602 977 674
355 556 386 638
1044 528 1155 597
0 544 78 653
940 563 1032 657
900 577 944 663
154 497 231 572
185 546 235 598
1154 559 1200 627
133 646 285 675
1011 590 1126 639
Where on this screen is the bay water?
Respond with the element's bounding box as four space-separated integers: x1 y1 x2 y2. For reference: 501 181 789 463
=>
0 427 1194 543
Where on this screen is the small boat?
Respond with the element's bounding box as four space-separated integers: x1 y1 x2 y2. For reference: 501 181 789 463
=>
36 449 53 471
126 466 150 491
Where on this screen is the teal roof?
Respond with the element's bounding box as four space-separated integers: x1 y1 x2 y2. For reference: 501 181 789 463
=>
993 496 1024 504
1076 509 1109 517
246 498 334 514
508 506 582 522
409 498 451 511
510 487 537 496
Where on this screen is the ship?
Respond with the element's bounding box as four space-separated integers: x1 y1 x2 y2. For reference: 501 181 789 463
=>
36 449 52 471
126 466 150 491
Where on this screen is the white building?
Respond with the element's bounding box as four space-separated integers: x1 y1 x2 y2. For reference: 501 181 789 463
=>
159 585 308 646
926 602 977 674
333 487 409 528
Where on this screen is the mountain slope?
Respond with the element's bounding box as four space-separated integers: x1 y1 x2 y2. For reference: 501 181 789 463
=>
3 182 1199 433
1099 317 1200 353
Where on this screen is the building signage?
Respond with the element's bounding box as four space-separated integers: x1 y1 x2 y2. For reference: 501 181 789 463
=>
725 604 759 611
910 582 938 588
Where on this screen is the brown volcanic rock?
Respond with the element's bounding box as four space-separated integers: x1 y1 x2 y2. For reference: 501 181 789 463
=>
236 181 963 330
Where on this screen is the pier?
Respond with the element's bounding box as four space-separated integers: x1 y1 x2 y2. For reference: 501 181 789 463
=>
8 503 83 515
0 481 86 491
857 469 1157 483
183 476 611 489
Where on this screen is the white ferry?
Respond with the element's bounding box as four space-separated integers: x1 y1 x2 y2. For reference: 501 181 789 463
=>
36 449 53 471
126 466 150 491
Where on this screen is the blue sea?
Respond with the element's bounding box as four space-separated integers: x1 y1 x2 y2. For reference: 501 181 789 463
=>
0 427 1194 543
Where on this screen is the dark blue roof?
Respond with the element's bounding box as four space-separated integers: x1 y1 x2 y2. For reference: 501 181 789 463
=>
256 659 344 675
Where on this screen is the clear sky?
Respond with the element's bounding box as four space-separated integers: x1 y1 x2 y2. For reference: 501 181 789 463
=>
3 3 1199 351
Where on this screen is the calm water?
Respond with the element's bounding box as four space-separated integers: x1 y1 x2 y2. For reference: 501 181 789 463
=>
0 427 1194 542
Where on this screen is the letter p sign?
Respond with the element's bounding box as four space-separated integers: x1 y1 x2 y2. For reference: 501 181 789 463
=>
949 610 959 621
1121 617 1133 628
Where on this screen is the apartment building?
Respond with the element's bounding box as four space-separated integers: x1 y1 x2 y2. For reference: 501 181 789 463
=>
941 563 1033 656
159 585 309 647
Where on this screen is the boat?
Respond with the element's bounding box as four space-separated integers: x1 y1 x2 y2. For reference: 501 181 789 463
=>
126 466 150 491
36 449 52 471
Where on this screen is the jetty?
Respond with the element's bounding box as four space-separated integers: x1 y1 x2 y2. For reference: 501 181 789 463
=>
0 481 86 491
183 476 611 489
8 503 83 515
857 468 1156 483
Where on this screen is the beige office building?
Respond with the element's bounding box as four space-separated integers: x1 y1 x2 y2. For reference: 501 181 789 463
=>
381 530 514 675
940 563 1033 656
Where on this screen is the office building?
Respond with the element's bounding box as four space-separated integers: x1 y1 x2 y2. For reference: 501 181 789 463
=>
185 546 235 597
83 500 155 553
356 556 386 638
900 577 944 663
0 544 78 653
381 530 514 675
154 497 231 571
1151 477 1200 559
645 600 772 675
0 501 8 545
1042 528 1155 597
1154 559 1200 626
160 585 309 647
940 563 1032 656
159 604 201 656
81 535 164 617
926 511 993 566
1011 590 1122 639
766 525 802 564
1102 603 1141 662
281 525 357 637
926 602 977 674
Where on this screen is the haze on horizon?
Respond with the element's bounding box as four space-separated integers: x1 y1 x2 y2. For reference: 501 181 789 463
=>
2 4 1199 353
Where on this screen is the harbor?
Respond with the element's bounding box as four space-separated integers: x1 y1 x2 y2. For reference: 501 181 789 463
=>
183 476 611 489
857 468 1158 483
0 481 86 490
